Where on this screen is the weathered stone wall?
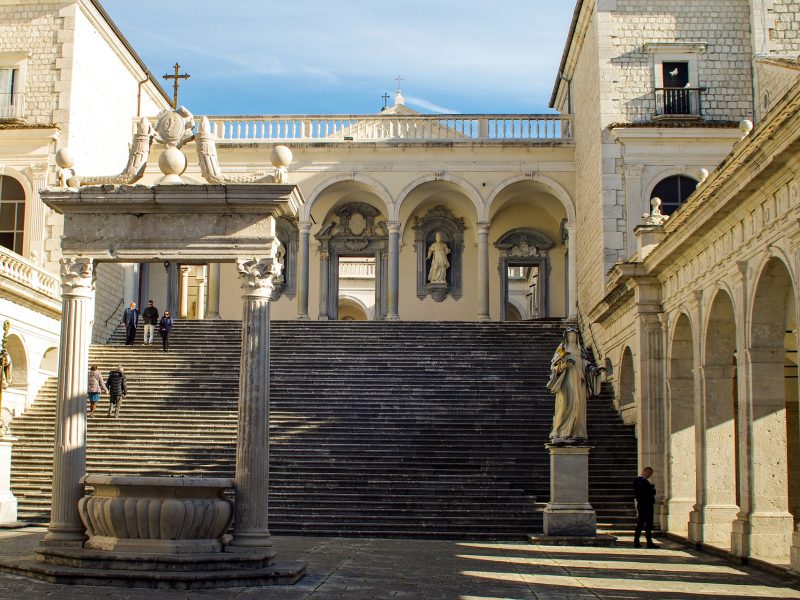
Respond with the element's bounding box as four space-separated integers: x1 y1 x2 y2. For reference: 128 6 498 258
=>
0 2 62 125
607 0 754 124
92 262 125 344
771 0 800 56
755 60 800 120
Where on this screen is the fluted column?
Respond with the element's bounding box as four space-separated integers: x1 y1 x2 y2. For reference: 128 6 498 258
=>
297 221 311 320
179 266 190 319
165 261 179 316
41 257 94 547
226 255 281 556
386 221 401 321
476 222 490 321
206 263 221 319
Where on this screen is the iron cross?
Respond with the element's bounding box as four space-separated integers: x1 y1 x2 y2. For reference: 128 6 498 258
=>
163 63 190 109
395 75 404 91
382 93 391 108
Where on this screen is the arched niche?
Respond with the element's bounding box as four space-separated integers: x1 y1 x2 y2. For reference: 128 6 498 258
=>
272 216 298 301
494 228 554 320
619 346 636 409
315 202 388 320
412 205 465 302
3 333 28 390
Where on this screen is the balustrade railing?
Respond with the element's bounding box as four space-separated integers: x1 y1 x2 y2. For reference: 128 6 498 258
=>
0 93 25 120
0 247 59 301
654 87 704 118
202 114 572 143
339 260 376 279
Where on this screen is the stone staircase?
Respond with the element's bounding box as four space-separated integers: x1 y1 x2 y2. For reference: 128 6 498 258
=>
9 320 638 538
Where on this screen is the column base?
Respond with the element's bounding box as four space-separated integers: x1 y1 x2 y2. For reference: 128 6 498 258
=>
385 315 400 322
664 498 694 537
687 504 738 548
205 312 222 320
226 531 277 559
40 524 88 548
296 314 310 321
731 512 793 562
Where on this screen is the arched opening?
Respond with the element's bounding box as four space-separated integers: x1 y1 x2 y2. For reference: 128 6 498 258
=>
691 290 739 549
0 174 26 254
746 258 796 561
617 347 636 424
39 347 58 374
667 313 696 536
651 175 698 216
338 297 369 321
3 333 28 390
506 302 522 322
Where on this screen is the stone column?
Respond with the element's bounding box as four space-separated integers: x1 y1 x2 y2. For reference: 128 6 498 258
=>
195 267 207 321
623 164 645 258
165 261 179 317
386 221 401 321
41 257 94 547
179 266 190 319
206 263 221 319
688 365 739 547
565 223 577 319
296 221 311 320
226 255 281 556
476 222 490 321
318 248 330 320
139 262 150 307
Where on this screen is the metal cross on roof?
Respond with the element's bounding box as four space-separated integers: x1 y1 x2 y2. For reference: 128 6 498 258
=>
162 63 190 109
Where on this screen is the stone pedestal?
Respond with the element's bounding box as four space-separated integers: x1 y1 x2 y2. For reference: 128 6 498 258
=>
0 434 18 524
543 444 596 537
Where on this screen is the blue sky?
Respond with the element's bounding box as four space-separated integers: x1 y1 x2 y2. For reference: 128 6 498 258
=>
102 1 575 116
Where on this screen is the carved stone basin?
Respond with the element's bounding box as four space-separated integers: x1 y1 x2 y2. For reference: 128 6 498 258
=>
78 475 234 554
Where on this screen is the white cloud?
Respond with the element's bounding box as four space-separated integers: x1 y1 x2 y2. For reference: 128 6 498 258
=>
404 96 459 114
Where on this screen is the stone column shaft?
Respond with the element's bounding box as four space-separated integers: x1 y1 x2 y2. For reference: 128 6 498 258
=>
165 261 179 317
179 266 190 319
565 223 577 318
42 257 94 547
206 263 221 319
227 256 280 556
297 222 310 320
477 222 490 321
386 221 400 321
195 267 207 320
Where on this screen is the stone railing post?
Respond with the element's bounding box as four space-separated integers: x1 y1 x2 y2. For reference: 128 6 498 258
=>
226 254 281 556
41 257 94 547
386 221 401 321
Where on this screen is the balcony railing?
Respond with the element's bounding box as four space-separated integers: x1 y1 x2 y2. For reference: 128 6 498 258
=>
202 114 573 143
0 247 59 302
0 93 25 120
654 87 703 118
339 259 376 279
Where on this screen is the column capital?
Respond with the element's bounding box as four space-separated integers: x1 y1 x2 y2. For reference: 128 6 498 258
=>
477 221 490 234
237 257 282 299
387 220 401 234
298 220 312 233
59 257 94 298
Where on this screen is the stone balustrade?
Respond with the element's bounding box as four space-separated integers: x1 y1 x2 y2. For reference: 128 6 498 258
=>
183 114 572 143
0 247 59 302
339 259 376 279
78 475 235 554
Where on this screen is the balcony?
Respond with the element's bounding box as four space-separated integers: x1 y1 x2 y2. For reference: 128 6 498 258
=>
0 246 60 313
339 258 375 280
0 93 25 121
654 87 704 120
198 114 573 144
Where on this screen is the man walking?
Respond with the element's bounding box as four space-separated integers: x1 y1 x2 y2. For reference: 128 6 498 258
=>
123 301 139 346
634 466 657 548
142 300 159 346
106 365 127 418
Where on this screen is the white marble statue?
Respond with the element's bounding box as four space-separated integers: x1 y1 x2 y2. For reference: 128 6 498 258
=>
196 116 223 184
426 231 451 284
546 327 604 442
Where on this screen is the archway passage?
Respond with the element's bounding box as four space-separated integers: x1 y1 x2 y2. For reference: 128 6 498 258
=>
617 346 636 424
338 257 375 321
690 290 739 550
338 297 369 321
743 258 796 561
668 314 696 537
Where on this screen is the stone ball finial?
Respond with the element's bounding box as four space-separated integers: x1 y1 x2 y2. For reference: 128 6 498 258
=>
739 119 753 137
158 146 187 183
650 197 662 210
66 176 81 188
697 168 709 182
270 145 293 168
55 148 75 169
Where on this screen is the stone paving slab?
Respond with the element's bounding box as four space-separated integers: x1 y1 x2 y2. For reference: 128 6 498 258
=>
1 527 800 599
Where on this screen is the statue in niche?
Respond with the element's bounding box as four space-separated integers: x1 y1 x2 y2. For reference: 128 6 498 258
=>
426 231 451 284
546 327 604 443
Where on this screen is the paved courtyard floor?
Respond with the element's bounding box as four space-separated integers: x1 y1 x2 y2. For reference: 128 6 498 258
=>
1 527 799 599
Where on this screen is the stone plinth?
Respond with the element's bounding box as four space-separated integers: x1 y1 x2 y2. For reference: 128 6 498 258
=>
78 475 234 554
0 435 18 524
542 444 597 537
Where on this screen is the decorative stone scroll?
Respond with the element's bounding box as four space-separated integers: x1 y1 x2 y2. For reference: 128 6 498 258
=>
315 202 388 320
413 205 465 302
495 228 554 320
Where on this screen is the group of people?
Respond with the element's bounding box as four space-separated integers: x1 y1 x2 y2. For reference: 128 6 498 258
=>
87 364 127 418
123 300 173 351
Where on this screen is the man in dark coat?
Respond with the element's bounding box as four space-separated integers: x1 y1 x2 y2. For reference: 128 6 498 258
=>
634 466 657 548
142 300 159 346
122 301 139 346
106 366 127 418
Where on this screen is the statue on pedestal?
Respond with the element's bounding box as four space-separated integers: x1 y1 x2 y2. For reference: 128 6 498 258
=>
546 327 604 442
426 231 451 284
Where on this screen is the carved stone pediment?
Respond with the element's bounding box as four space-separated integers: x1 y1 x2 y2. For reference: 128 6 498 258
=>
495 228 554 257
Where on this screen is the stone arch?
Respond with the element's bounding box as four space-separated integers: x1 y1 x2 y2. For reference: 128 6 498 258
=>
393 174 483 222
39 346 58 374
693 288 739 548
618 346 636 413
667 312 696 537
337 295 370 321
642 169 700 216
485 174 576 223
303 174 393 222
745 256 797 561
